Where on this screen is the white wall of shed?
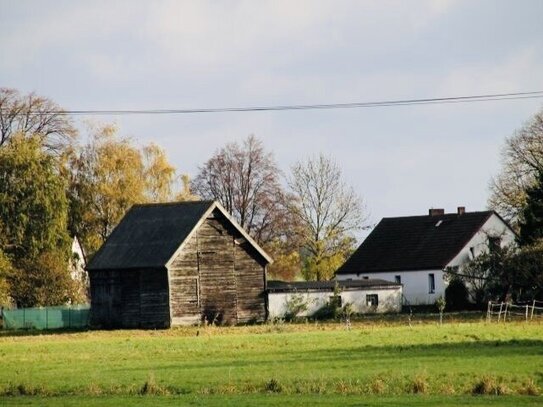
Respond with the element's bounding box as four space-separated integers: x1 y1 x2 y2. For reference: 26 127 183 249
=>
267 287 402 318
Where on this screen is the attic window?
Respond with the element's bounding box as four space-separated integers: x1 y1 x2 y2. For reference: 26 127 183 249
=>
435 220 443 227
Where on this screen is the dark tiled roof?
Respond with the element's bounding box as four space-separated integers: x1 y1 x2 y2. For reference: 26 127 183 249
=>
267 279 400 292
87 201 214 271
336 211 497 274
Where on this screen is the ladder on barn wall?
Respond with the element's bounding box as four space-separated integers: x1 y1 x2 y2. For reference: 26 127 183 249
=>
486 300 543 322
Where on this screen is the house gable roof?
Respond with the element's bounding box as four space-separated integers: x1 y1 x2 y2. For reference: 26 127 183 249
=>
86 200 272 271
336 211 500 274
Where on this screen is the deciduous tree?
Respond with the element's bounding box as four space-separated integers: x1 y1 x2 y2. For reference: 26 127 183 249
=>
68 124 180 254
489 109 543 223
192 135 287 245
287 154 366 280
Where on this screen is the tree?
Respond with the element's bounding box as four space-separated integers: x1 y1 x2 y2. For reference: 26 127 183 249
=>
489 109 543 223
0 248 12 307
68 124 180 254
0 134 70 260
518 170 543 246
9 251 81 307
0 88 76 153
0 135 77 307
143 143 177 202
192 135 288 245
287 154 366 281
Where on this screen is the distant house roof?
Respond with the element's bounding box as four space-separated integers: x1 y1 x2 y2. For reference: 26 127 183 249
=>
87 200 272 271
267 279 400 293
336 211 510 274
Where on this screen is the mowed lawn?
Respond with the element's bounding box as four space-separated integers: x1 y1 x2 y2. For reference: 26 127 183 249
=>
1 320 542 406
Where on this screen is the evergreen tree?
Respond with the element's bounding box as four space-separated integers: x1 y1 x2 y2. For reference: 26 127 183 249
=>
519 170 543 246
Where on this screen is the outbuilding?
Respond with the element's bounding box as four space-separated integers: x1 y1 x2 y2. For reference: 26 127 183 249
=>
86 200 272 328
267 279 402 318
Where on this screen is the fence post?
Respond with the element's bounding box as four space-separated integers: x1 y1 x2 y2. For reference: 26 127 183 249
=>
531 300 536 320
487 301 491 322
498 302 503 322
504 302 509 322
526 304 529 322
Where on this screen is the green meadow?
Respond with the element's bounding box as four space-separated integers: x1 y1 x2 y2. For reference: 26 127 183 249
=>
1 318 542 406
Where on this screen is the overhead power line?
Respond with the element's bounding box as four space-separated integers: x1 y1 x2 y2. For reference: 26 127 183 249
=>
5 90 543 116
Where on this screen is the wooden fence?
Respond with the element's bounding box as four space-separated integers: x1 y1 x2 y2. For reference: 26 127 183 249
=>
486 300 543 322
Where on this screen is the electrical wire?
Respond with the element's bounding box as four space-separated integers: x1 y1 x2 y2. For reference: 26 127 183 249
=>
4 90 543 116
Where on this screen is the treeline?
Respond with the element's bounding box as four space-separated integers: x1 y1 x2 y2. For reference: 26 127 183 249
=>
0 88 365 308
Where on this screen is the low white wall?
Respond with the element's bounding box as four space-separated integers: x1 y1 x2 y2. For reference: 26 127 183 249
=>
268 287 402 318
337 270 444 306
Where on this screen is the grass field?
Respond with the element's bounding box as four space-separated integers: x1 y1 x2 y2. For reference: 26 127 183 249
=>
1 317 542 406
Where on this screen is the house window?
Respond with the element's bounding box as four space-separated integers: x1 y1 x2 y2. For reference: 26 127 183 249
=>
330 295 342 308
395 275 401 284
366 294 378 307
428 273 435 294
363 276 369 280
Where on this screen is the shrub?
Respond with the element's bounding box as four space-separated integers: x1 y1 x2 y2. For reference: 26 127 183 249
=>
410 374 428 394
445 278 469 311
519 379 540 396
284 293 310 321
264 378 282 393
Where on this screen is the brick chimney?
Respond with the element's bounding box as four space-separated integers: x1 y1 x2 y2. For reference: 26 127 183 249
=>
428 208 445 216
457 206 466 215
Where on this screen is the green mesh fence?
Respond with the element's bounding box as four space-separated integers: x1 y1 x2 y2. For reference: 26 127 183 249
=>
2 305 90 330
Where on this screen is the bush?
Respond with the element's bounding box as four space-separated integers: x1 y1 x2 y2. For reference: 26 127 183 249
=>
445 278 469 311
284 293 310 321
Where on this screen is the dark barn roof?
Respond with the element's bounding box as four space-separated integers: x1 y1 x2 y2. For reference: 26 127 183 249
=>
267 279 400 293
87 201 214 271
336 211 499 274
87 201 272 271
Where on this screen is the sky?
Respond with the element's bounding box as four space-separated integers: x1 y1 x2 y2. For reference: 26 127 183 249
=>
1 0 543 237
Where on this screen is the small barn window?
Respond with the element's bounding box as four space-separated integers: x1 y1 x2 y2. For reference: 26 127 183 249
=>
363 276 369 280
330 295 342 308
366 294 378 307
395 275 401 284
428 273 435 294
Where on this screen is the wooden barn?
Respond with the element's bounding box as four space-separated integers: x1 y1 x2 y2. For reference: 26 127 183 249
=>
86 201 272 328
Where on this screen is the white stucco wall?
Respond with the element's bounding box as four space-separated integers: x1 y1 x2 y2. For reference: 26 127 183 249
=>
336 271 443 305
336 213 517 305
268 287 402 318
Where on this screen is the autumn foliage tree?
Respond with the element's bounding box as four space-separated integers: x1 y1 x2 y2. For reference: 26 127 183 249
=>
67 124 181 254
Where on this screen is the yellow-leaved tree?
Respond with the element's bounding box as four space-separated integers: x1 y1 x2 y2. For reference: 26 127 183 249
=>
68 124 181 256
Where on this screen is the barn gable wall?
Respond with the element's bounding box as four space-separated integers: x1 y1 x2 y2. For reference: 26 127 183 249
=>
169 209 266 325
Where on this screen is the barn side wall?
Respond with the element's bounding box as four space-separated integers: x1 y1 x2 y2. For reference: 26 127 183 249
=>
89 268 169 329
169 209 267 325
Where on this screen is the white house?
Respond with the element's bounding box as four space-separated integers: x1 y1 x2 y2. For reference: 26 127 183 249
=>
335 207 516 306
267 279 402 318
